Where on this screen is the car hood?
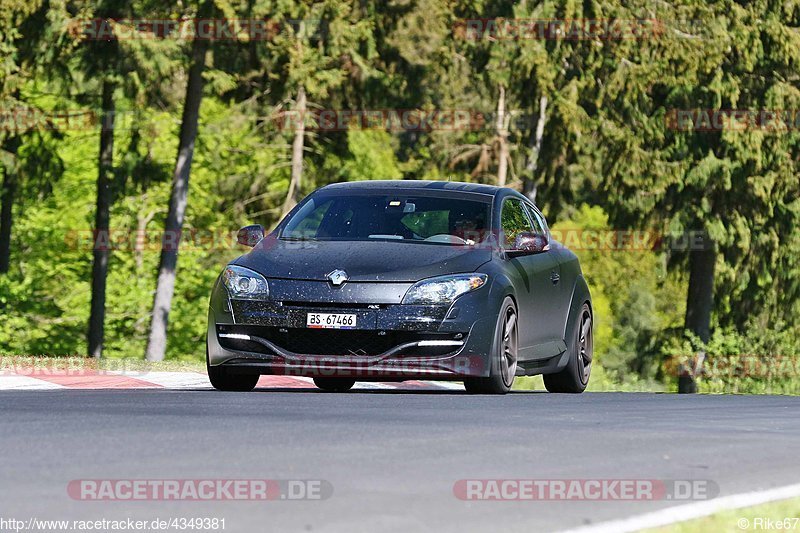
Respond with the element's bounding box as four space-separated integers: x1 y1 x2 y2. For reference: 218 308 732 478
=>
233 235 492 282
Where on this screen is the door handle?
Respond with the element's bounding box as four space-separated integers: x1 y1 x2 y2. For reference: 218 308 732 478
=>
550 271 560 284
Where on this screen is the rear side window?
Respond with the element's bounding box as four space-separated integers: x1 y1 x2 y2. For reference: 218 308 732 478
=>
500 198 533 249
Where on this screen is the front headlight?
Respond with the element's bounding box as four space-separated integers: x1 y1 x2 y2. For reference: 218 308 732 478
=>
222 265 269 300
402 274 487 305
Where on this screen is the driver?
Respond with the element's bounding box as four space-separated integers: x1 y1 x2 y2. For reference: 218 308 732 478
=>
452 211 486 245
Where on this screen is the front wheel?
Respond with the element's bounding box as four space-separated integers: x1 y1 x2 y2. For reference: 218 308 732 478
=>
207 363 259 391
464 297 518 395
206 346 259 391
313 378 356 392
544 303 592 393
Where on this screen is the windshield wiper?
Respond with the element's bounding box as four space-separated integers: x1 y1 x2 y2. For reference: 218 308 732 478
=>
280 236 318 241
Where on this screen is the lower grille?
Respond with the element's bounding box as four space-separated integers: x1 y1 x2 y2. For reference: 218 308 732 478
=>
217 325 464 357
281 301 386 310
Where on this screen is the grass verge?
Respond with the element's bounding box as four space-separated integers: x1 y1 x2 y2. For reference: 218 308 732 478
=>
645 496 800 533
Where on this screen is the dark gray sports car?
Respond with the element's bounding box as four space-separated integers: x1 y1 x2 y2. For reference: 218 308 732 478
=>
207 180 592 394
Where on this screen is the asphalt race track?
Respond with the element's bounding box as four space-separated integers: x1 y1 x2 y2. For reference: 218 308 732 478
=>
1 389 799 532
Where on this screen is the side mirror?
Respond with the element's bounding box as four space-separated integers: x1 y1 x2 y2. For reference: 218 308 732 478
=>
510 232 549 256
237 224 265 247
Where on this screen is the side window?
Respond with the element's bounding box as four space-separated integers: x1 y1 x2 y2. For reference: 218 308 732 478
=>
524 204 548 237
283 199 333 238
500 198 533 249
535 210 550 240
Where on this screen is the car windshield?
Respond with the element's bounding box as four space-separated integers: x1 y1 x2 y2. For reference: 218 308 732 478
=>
281 193 491 246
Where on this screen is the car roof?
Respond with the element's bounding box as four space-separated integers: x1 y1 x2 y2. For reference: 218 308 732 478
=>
320 180 506 197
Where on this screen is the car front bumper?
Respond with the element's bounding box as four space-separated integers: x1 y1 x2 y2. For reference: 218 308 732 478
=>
206 277 497 379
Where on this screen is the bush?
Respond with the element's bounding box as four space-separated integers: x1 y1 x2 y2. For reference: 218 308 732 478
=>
661 327 800 394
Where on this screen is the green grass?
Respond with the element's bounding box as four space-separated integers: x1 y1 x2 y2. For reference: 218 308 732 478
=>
695 379 800 395
646 497 800 532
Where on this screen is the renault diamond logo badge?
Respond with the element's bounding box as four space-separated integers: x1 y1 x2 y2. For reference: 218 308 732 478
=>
327 269 349 286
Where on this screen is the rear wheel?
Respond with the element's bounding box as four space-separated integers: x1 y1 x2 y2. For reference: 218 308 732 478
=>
464 297 518 395
313 378 356 392
544 303 592 393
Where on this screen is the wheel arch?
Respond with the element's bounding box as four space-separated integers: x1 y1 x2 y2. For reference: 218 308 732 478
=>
562 274 592 343
486 270 518 313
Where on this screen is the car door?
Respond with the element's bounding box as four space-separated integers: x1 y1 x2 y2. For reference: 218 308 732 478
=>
524 203 571 352
499 198 562 359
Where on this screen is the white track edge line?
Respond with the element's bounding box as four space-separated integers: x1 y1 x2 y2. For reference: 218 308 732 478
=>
559 481 800 533
0 375 65 390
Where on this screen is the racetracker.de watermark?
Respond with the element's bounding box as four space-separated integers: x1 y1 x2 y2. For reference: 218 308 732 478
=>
0 356 168 377
453 479 719 501
0 107 536 134
454 18 663 40
68 18 323 41
67 479 333 501
666 109 800 132
273 109 537 132
665 354 800 380
0 107 172 134
63 228 714 253
65 229 249 253
251 355 487 377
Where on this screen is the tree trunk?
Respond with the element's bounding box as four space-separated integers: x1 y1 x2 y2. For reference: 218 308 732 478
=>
0 137 20 275
87 80 116 358
282 85 306 216
145 33 209 362
522 95 548 202
679 233 716 393
495 85 508 187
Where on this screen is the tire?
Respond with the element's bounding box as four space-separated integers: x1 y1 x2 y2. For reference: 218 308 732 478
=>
206 347 259 391
464 297 518 395
313 378 356 392
544 302 592 393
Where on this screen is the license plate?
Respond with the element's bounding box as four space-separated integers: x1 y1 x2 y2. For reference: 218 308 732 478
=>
306 313 357 329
